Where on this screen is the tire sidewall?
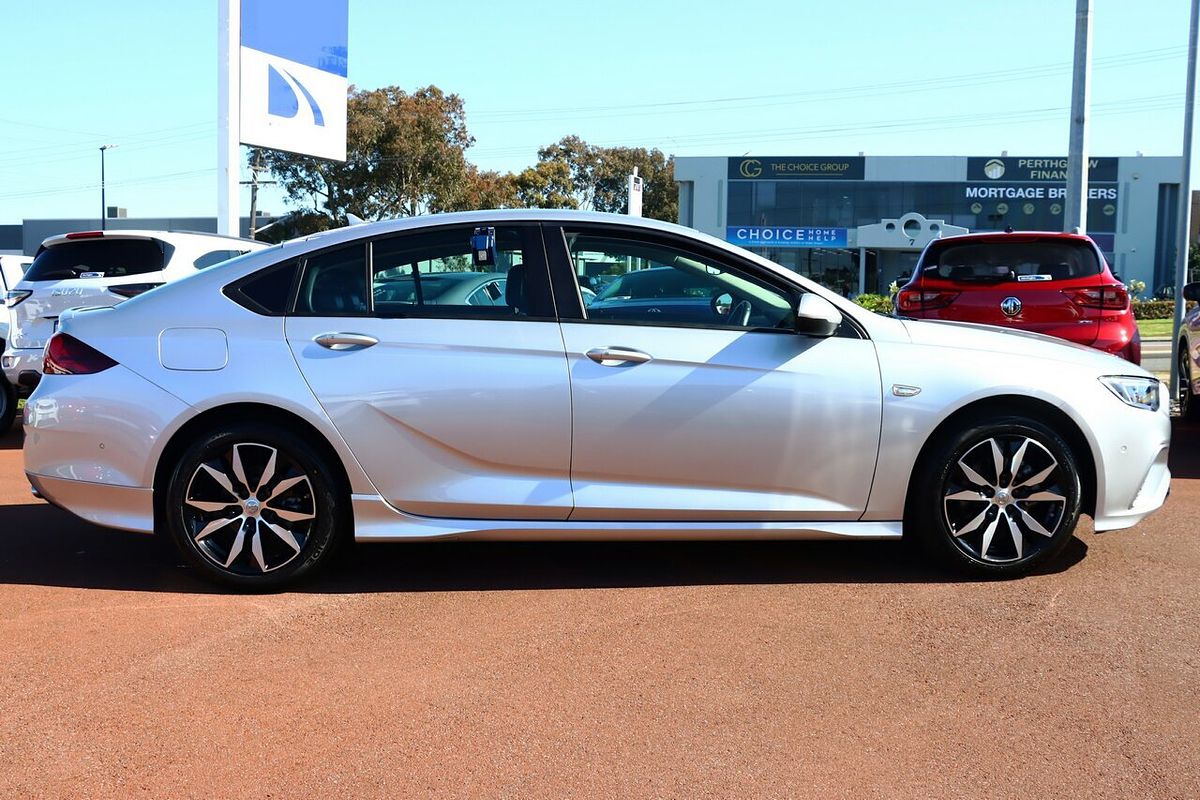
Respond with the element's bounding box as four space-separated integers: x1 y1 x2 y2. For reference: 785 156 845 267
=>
912 415 1082 577
164 423 341 590
0 374 15 434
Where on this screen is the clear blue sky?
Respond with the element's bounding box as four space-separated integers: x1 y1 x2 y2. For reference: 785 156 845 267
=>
0 0 1194 224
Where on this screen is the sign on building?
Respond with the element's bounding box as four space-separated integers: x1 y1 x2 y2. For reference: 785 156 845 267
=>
726 226 849 248
239 0 349 161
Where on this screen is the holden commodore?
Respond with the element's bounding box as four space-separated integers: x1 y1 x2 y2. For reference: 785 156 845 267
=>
22 211 1171 589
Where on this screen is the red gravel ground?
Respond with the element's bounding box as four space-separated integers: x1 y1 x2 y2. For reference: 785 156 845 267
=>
0 420 1197 798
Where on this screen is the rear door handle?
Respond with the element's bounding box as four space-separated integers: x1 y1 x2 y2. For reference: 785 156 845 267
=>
314 332 379 351
585 346 652 366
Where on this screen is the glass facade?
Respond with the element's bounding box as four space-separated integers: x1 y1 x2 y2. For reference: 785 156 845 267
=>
726 179 1119 295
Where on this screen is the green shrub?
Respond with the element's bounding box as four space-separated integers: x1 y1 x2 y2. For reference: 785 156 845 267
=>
1132 299 1175 319
854 293 894 315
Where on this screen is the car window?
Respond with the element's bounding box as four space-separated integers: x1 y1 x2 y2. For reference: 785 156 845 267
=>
296 244 369 315
229 260 298 315
370 227 528 318
924 240 1101 283
24 239 165 280
567 233 794 330
194 249 246 270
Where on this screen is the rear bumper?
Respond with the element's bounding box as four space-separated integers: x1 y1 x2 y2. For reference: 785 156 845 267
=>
1 347 43 396
27 472 154 533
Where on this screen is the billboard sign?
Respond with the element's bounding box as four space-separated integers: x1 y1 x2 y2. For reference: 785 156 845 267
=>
239 0 348 161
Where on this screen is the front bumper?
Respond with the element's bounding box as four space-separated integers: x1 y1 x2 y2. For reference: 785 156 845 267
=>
1091 385 1172 531
1 347 43 396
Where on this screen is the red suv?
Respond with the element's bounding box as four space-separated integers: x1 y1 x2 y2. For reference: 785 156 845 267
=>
896 232 1139 364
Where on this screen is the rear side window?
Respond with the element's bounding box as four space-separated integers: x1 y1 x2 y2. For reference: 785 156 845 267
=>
24 239 166 280
194 249 246 269
924 240 1100 283
227 260 298 315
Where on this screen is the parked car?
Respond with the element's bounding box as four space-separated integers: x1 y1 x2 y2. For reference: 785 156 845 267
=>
372 271 507 307
0 254 33 431
23 210 1169 589
2 230 267 404
1178 282 1200 419
895 231 1140 364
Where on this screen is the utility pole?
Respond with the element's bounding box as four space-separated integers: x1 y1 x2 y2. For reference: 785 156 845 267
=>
1064 0 1092 234
240 151 276 240
99 144 117 230
1171 0 1199 407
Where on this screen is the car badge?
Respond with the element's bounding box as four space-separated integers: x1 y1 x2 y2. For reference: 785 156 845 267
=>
1000 296 1022 317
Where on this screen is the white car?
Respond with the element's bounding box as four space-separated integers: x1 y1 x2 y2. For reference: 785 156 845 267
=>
0 254 33 430
2 230 267 413
22 210 1171 589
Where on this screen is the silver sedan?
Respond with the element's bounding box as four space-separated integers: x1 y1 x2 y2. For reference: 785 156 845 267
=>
22 211 1171 588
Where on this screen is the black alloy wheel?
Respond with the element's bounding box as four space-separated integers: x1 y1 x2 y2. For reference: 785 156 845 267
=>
165 423 342 589
910 416 1082 577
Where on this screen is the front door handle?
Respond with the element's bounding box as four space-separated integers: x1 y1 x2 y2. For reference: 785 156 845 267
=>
585 346 652 366
314 332 379 351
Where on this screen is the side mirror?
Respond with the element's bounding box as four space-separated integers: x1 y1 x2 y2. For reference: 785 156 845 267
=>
794 293 843 338
1183 283 1200 302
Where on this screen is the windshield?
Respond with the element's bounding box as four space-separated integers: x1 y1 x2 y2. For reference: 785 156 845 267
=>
924 240 1101 283
24 239 166 281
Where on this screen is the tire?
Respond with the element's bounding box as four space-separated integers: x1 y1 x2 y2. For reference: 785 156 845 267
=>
908 415 1082 578
164 423 344 590
0 374 16 434
1180 342 1199 421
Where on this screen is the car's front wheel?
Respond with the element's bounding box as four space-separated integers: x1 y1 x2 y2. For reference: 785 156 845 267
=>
164 423 343 589
1180 343 1198 420
910 416 1082 577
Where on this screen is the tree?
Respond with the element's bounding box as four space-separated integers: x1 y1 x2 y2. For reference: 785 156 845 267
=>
250 85 478 225
521 136 678 222
253 85 679 227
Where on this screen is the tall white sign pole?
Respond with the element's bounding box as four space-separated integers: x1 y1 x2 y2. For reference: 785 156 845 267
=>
217 0 240 237
1171 0 1199 406
1064 0 1092 234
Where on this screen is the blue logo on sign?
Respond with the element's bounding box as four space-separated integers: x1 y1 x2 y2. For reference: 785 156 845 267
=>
267 64 325 126
725 226 848 248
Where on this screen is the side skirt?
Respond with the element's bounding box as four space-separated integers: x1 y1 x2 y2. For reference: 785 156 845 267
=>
350 494 902 542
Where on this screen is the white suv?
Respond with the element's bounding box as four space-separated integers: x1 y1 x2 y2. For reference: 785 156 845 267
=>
0 254 33 430
2 230 267 425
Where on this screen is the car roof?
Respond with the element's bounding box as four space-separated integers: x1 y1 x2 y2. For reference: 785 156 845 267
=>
932 230 1096 245
284 210 708 252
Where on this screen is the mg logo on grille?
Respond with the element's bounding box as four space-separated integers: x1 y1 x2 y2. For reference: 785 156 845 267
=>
1000 296 1023 317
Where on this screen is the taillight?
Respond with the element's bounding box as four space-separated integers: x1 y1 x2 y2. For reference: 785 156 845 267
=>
43 333 118 375
109 283 163 299
1066 285 1129 310
896 288 960 313
4 289 31 307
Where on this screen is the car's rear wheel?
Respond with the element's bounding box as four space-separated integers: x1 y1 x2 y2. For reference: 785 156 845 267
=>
0 374 16 434
164 423 342 589
1180 343 1198 420
910 416 1081 577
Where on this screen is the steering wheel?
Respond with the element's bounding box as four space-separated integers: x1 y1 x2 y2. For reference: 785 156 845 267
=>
726 300 752 327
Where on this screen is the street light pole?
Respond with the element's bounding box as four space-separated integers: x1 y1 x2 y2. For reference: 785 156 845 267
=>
1170 0 1199 408
99 144 117 230
1064 0 1093 234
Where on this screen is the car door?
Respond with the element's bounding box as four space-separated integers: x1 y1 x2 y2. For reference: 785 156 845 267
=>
284 223 574 520
547 225 883 522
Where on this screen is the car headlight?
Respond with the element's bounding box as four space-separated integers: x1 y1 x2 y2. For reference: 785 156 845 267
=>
1099 375 1160 411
